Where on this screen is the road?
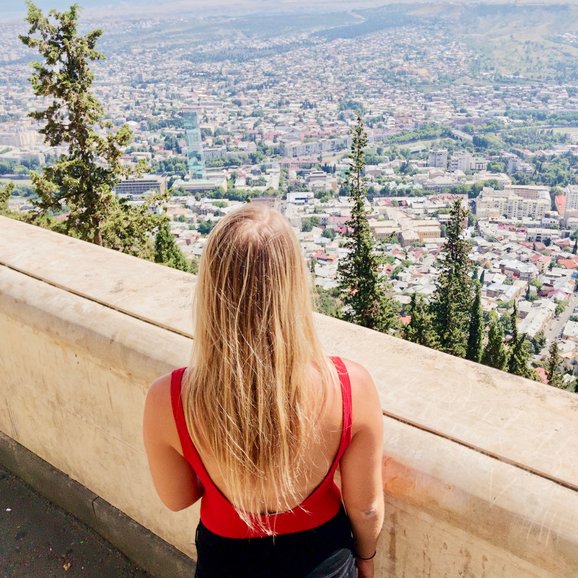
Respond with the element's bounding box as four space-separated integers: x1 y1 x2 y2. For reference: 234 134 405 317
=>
537 292 578 361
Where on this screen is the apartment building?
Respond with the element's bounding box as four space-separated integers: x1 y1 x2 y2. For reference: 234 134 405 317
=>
476 186 550 220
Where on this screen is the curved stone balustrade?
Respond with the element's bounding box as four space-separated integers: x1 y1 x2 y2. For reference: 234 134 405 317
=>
1 216 577 577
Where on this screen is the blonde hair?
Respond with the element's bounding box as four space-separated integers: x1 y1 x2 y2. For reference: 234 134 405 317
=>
182 204 336 533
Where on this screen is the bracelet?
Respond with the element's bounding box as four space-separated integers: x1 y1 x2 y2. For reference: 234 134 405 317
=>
356 550 376 561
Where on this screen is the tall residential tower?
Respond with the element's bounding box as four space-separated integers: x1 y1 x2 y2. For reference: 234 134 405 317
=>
182 109 206 180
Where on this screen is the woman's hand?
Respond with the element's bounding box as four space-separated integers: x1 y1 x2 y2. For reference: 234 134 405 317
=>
356 558 374 578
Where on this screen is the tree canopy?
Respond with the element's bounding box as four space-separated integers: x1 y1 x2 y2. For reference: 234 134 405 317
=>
338 116 397 332
20 2 166 258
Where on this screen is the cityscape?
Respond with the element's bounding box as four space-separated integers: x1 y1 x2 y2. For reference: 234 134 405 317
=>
1 0 578 388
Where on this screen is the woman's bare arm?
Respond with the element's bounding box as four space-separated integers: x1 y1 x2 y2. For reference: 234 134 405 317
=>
339 360 384 578
143 375 204 511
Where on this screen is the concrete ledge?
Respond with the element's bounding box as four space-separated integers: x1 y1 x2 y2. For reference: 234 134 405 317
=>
0 431 196 578
2 216 578 577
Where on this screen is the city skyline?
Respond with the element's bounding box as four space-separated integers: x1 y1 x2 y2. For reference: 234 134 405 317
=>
2 0 577 383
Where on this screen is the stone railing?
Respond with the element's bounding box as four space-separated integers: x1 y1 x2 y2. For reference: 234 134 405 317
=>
1 216 577 577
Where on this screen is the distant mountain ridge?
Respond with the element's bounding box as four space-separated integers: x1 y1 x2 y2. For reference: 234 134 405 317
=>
6 0 578 14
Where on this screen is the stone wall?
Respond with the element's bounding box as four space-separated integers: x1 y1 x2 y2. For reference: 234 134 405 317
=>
1 216 577 577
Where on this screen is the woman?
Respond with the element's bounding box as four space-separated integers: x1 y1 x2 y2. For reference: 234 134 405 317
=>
143 204 384 578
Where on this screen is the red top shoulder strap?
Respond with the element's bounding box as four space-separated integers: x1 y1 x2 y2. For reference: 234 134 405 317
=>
329 355 352 449
170 368 202 467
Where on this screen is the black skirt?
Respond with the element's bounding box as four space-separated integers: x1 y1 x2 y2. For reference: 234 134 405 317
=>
194 506 356 578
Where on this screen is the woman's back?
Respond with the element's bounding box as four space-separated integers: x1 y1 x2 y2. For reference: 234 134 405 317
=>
188 362 344 516
172 357 351 538
143 205 384 577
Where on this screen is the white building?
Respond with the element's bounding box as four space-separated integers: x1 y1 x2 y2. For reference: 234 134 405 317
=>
565 185 578 227
428 149 448 169
448 151 487 172
476 186 550 221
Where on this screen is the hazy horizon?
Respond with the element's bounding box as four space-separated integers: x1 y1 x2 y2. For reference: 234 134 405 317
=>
5 0 577 20
3 0 387 21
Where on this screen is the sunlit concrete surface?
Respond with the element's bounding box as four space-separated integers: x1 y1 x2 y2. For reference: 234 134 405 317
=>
1 216 577 577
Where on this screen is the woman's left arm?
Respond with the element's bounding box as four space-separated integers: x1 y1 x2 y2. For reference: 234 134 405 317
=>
143 375 204 511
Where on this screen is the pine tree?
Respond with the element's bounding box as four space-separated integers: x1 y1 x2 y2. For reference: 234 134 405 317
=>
507 304 535 379
510 302 519 344
481 312 508 370
546 341 564 389
508 334 534 378
337 116 397 332
430 198 475 357
404 293 439 348
466 283 483 362
20 2 165 257
154 220 190 272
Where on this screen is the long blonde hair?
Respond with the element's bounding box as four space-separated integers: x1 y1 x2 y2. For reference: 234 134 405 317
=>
182 204 336 533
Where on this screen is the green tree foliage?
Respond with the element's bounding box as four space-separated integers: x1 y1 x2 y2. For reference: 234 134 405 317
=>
337 116 397 332
430 199 475 357
197 219 215 236
529 330 546 355
466 282 483 363
313 286 343 318
507 304 535 379
154 220 189 272
508 334 534 379
0 182 14 216
481 311 508 371
546 341 564 389
20 2 163 256
301 216 320 232
404 293 439 348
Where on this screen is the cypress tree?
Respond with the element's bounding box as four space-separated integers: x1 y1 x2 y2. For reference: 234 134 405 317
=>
507 304 535 379
154 220 190 272
546 341 564 389
404 293 439 348
479 269 485 286
508 334 535 379
430 198 475 357
510 302 519 344
573 238 577 255
20 2 164 257
337 116 397 332
481 311 508 370
466 283 483 362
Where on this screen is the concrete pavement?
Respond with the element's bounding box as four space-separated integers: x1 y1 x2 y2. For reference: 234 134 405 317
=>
0 466 151 578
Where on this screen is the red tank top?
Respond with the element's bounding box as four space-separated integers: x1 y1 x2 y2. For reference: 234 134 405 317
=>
170 356 352 539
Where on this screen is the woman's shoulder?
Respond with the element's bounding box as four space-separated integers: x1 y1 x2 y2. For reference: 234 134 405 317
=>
336 357 375 393
146 372 173 407
145 373 173 434
144 371 179 447
335 357 381 431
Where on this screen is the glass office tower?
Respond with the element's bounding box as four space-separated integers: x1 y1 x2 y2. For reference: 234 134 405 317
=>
182 110 206 180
